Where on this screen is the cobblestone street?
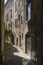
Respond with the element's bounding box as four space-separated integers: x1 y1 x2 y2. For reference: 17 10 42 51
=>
0 44 35 65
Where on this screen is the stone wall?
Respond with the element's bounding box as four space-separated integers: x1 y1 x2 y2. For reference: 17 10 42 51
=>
28 0 43 65
0 0 5 62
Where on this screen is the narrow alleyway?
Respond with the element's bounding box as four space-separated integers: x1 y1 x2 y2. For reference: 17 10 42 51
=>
1 44 35 65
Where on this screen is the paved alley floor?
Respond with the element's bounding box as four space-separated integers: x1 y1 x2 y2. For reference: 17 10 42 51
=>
0 44 35 65
13 45 31 60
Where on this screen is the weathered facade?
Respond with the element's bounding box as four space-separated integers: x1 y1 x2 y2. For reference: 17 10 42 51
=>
14 0 28 53
4 0 43 65
4 0 15 31
4 0 28 53
25 0 43 65
4 0 15 44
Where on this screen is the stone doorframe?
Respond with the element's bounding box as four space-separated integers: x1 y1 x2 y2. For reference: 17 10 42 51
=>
25 32 35 53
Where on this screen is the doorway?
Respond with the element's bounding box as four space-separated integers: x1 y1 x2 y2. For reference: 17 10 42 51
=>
16 38 18 46
19 35 21 47
25 33 36 60
27 37 31 58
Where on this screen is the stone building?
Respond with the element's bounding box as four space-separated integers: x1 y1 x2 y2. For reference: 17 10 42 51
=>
4 0 29 53
4 0 15 44
4 0 43 65
14 0 28 53
4 0 15 31
25 0 43 65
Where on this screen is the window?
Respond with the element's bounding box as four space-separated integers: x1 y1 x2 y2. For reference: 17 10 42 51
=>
10 9 12 18
8 22 12 30
21 16 22 24
15 1 17 12
8 22 12 28
10 22 12 27
19 35 21 47
15 19 18 28
18 14 20 21
6 13 8 21
22 33 23 40
28 3 31 21
16 38 18 46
